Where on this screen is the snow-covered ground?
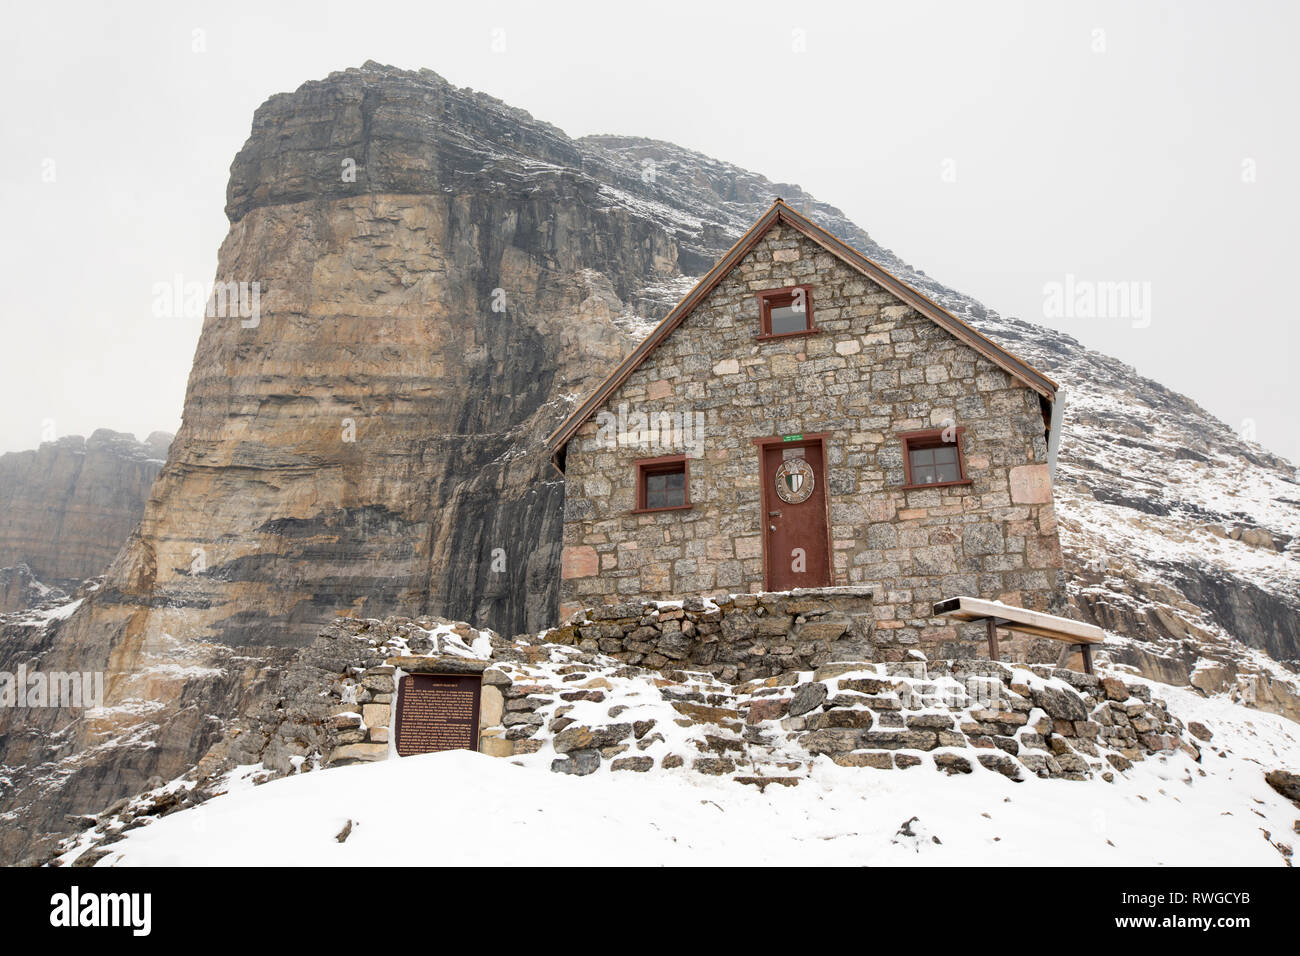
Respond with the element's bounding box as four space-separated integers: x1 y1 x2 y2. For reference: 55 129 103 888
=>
74 679 1298 867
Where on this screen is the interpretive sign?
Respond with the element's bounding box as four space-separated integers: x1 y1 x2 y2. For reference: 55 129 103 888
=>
394 673 482 756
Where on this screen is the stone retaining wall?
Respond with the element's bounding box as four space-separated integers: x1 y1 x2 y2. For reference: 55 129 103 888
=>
746 658 1191 781
193 609 1190 785
487 653 1193 783
48 610 1202 865
542 588 892 683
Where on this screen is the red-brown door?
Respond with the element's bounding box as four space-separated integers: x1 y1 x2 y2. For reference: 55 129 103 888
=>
761 438 831 590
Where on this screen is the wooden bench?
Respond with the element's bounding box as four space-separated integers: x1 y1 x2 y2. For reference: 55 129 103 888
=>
932 596 1105 675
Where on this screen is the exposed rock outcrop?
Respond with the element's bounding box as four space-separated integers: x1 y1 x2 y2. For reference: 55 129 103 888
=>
0 430 170 593
0 565 59 614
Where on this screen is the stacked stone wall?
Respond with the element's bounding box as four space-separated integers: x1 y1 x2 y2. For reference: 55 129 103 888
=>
546 589 882 683
47 610 1201 865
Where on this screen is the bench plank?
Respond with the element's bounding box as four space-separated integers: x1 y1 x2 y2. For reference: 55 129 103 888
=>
933 596 1105 645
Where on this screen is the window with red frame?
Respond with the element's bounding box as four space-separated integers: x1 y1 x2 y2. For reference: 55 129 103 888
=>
635 456 690 511
757 285 814 337
901 428 969 487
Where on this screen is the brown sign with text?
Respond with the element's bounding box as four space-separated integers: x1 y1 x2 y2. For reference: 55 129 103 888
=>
394 673 482 756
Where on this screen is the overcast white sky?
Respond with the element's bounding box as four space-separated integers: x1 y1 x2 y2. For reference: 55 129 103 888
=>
2 0 1295 462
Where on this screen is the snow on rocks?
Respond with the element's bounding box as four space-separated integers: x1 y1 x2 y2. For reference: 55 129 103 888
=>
224 614 1203 787
57 691 1300 866
43 611 1300 867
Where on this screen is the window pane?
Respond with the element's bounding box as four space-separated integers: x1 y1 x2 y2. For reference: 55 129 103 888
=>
935 461 961 482
659 485 685 507
644 465 686 508
909 440 962 485
768 304 807 335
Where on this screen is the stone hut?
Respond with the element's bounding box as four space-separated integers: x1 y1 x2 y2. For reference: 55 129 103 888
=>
548 200 1067 653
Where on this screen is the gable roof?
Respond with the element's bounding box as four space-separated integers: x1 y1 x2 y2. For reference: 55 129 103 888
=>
547 199 1057 455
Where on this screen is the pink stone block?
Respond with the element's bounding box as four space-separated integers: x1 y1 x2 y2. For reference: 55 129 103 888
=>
561 545 599 579
1009 464 1052 504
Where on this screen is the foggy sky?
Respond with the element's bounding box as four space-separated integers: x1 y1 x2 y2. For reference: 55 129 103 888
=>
2 0 1295 463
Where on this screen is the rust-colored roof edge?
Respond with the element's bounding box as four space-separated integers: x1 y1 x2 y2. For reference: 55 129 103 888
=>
547 199 1056 454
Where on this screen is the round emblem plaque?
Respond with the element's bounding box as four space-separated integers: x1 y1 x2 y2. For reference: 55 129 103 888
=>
774 458 815 504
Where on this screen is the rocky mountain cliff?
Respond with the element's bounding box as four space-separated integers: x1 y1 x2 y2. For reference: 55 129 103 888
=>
1 61 1296 864
0 430 171 603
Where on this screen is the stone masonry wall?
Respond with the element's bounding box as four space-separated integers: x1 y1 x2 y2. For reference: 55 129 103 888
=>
47 610 1202 864
560 222 1066 656
548 589 890 683
206 611 1188 785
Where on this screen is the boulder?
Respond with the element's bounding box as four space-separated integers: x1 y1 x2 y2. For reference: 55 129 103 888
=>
788 682 829 717
833 751 893 769
934 753 972 775
977 752 1023 781
554 723 631 753
610 756 654 773
1100 677 1130 702
1032 686 1089 722
551 749 601 776
1265 770 1300 806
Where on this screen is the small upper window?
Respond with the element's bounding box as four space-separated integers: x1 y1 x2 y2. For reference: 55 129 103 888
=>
758 285 814 337
901 428 970 488
635 456 690 512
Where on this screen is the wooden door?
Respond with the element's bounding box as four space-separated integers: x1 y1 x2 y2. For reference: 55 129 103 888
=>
761 438 831 590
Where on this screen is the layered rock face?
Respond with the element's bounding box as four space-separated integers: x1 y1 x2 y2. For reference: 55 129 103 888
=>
0 430 170 593
2 61 1296 863
117 69 687 649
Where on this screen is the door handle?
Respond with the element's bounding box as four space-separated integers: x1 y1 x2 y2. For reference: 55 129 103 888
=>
768 511 782 517
769 524 777 532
